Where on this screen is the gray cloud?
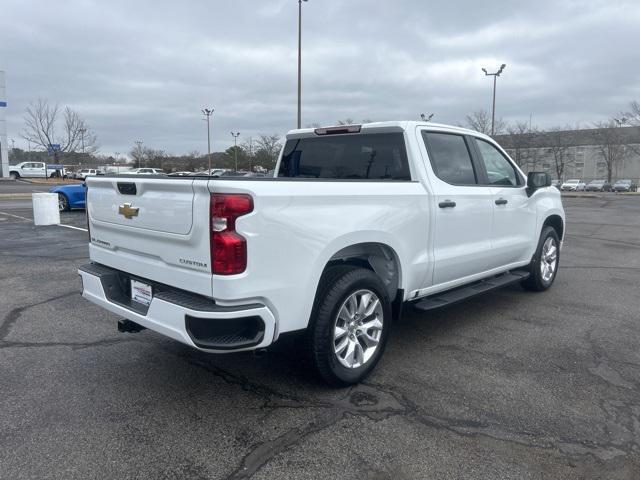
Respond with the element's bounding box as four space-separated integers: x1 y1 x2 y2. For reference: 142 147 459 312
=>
1 0 639 156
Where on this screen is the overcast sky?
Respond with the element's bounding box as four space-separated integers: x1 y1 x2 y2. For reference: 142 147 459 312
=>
1 0 639 156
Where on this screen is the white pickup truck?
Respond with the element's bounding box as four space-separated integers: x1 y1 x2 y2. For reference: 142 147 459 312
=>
9 161 65 179
80 121 565 385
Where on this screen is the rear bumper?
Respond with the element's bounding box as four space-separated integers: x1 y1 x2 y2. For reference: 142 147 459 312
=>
78 263 277 352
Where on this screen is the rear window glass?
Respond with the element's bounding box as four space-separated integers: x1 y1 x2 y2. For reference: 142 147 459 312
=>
422 132 477 185
278 133 411 180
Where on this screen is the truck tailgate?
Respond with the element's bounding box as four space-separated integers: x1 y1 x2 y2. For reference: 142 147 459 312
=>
86 176 213 297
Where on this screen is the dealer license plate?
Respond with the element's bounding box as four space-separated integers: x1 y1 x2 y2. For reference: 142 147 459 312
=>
131 279 153 306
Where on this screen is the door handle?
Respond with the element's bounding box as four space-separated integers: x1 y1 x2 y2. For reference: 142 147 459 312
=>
495 198 508 205
438 200 456 208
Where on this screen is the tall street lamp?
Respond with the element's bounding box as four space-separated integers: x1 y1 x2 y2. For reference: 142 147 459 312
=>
231 131 240 172
202 108 214 173
482 63 506 136
134 139 143 168
79 127 86 166
297 0 308 129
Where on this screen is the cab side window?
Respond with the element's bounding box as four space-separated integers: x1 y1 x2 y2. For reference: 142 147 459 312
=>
475 139 520 186
422 132 477 185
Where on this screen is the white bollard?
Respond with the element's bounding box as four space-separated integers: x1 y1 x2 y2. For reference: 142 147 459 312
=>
32 193 60 225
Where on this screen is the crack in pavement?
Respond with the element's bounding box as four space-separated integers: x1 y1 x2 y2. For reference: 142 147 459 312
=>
170 347 635 479
0 291 134 350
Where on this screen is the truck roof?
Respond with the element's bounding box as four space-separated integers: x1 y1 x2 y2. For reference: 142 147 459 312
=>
286 121 485 139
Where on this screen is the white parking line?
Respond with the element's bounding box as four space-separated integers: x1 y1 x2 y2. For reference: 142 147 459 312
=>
57 224 88 232
0 211 88 232
0 211 32 222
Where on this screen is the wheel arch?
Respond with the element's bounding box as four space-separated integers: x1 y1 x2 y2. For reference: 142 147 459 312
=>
542 214 564 241
311 241 404 324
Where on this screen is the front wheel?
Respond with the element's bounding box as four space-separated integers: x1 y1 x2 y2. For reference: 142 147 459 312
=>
9 172 19 180
522 226 560 291
58 193 70 212
309 266 392 386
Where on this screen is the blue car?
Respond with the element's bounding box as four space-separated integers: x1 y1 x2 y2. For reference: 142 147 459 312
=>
50 183 86 211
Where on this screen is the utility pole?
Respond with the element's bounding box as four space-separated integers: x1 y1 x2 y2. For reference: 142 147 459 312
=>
297 0 308 129
202 108 214 173
481 63 506 136
231 131 240 172
135 140 143 168
79 127 86 167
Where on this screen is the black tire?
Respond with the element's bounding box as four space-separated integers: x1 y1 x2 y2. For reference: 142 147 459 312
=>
308 266 392 386
58 193 70 212
9 171 19 180
522 226 560 292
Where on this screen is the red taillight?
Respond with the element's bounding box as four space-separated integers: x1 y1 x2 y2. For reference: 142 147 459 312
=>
210 193 253 275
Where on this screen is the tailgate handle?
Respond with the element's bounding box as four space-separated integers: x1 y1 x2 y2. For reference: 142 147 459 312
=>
117 182 137 195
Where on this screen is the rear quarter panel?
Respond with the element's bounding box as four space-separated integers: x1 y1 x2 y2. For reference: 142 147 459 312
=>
208 179 430 334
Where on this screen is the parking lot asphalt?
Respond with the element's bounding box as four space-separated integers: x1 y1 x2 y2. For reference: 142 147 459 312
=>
1 190 639 479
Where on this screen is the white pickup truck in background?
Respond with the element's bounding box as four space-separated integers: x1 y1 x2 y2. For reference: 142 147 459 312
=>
80 121 565 385
9 161 65 179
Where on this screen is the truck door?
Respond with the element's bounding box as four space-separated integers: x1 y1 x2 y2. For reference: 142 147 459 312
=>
420 130 495 286
470 137 537 267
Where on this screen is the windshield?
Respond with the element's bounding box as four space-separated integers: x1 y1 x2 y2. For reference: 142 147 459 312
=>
566 179 579 183
589 180 604 184
615 180 631 184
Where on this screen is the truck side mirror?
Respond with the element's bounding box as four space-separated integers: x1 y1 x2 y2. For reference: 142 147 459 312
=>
526 172 551 197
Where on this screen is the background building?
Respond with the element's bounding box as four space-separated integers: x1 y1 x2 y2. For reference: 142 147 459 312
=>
496 126 640 182
0 71 7 178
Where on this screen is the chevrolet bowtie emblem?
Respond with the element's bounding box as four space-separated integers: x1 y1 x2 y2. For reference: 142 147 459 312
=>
118 203 139 219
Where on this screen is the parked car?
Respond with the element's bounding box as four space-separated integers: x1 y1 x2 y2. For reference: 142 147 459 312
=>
9 162 66 179
50 183 86 211
80 121 565 385
585 179 611 192
561 179 586 191
129 168 165 175
76 168 99 179
168 171 193 177
612 179 638 192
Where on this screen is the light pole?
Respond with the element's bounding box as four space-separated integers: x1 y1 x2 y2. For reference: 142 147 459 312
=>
297 0 308 129
481 63 506 136
202 108 214 173
231 131 240 172
134 140 143 168
79 127 86 166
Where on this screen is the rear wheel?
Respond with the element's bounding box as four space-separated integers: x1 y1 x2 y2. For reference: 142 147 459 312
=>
309 266 391 386
522 226 560 291
58 193 70 212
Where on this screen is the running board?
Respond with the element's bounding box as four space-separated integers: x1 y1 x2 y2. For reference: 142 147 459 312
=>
412 271 530 312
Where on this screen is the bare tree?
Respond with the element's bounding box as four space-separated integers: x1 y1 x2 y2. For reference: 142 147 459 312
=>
545 126 575 181
21 99 98 160
623 100 640 125
254 134 282 169
593 120 629 183
337 118 355 125
463 109 505 136
129 142 146 167
504 121 539 168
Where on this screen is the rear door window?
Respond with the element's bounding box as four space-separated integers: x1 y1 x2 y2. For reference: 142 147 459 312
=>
422 132 477 185
278 132 410 180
